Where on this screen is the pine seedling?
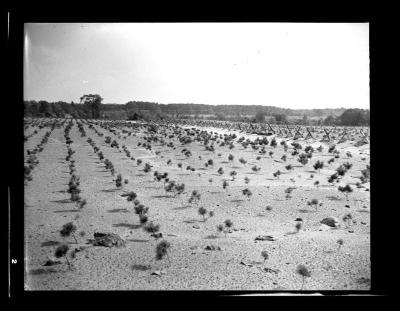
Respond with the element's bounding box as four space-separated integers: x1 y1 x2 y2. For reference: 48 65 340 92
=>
60 222 78 244
285 164 293 171
121 191 137 202
139 213 149 225
261 250 269 263
313 160 324 172
115 174 123 188
296 264 311 290
295 221 302 233
54 243 71 269
337 238 344 251
338 184 353 200
217 224 224 236
273 170 281 178
78 199 87 209
144 222 160 239
155 240 171 265
242 188 252 199
198 207 208 221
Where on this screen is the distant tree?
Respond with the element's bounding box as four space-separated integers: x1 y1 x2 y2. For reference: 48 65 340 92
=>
38 100 53 117
255 110 266 123
323 115 336 126
300 115 309 125
80 94 103 119
339 109 370 126
273 113 287 124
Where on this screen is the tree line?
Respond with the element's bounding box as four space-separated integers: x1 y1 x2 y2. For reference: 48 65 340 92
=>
24 98 369 126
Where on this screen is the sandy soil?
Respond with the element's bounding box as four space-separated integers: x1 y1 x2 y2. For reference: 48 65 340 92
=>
24 119 370 290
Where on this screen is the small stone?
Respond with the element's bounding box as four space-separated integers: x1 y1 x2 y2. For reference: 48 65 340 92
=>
205 245 222 251
320 217 340 228
264 267 280 274
193 225 200 229
345 205 350 208
151 232 163 239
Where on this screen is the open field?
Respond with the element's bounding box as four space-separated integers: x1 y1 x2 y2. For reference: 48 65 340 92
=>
24 118 370 290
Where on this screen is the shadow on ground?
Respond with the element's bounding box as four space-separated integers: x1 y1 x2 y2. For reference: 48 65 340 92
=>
108 208 130 213
41 240 61 247
172 205 191 210
28 268 61 275
131 264 151 271
50 199 72 204
127 239 149 243
183 219 201 224
326 196 341 201
297 209 316 213
101 189 118 193
113 223 142 229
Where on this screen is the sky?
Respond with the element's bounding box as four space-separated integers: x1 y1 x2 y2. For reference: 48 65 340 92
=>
24 23 369 109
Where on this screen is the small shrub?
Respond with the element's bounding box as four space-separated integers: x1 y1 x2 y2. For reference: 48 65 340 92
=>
261 250 269 262
337 238 344 250
198 207 208 221
295 264 311 290
54 243 71 268
60 222 77 243
155 240 171 264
